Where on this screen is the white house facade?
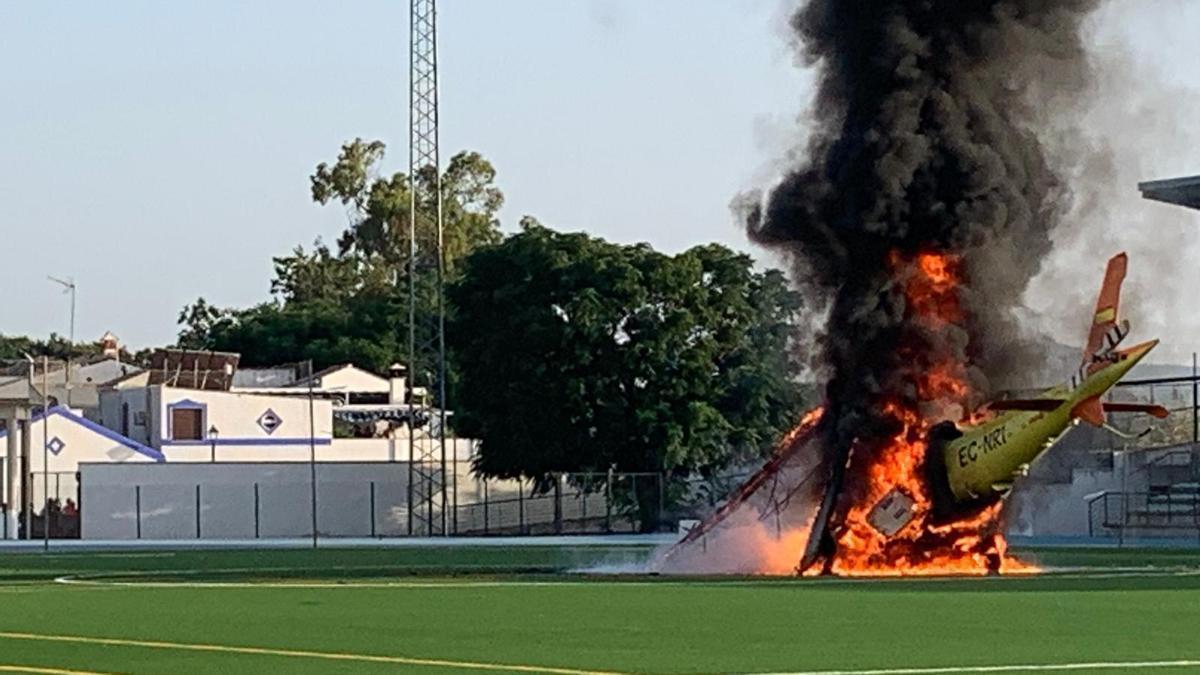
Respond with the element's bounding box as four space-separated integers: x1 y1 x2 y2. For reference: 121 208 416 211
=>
99 385 335 462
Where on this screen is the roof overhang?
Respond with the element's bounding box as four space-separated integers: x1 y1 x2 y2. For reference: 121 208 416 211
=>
1139 175 1200 211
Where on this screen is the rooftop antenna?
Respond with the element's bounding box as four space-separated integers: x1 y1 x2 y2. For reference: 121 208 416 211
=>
47 276 76 346
48 275 76 390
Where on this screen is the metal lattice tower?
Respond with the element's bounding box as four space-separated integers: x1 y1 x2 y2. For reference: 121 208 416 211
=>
407 0 449 536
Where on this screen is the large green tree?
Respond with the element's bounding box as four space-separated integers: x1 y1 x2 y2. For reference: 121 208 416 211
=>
310 138 503 271
447 223 806 523
178 139 504 377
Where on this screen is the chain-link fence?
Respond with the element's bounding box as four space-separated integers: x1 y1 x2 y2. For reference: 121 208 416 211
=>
452 472 666 535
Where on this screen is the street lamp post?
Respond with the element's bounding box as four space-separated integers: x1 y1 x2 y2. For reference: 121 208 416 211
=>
208 425 219 463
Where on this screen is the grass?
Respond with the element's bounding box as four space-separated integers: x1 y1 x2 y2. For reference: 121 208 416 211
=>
0 545 1197 674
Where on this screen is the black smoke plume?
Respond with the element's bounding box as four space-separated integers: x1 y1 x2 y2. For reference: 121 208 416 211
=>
745 0 1102 560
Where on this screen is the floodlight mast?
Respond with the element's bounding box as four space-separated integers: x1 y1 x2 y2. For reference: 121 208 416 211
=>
406 0 449 537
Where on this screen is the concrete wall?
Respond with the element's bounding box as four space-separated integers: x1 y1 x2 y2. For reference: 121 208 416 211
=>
81 462 414 539
79 461 621 539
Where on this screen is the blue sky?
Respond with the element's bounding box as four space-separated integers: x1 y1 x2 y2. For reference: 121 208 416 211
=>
1 1 1197 353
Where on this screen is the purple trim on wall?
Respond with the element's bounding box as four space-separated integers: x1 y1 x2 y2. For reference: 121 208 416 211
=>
162 437 333 447
0 406 165 462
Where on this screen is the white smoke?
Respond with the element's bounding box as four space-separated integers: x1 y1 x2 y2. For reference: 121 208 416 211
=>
1027 0 1200 365
651 431 825 575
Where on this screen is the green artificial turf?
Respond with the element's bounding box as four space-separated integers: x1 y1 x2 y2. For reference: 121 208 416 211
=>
0 545 1196 674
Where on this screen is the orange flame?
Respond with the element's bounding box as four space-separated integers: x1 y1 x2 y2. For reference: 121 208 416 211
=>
779 250 1034 577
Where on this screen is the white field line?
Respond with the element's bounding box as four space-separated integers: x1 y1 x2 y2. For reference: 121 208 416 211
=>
0 666 118 675
0 631 623 675
48 565 1200 590
751 661 1200 674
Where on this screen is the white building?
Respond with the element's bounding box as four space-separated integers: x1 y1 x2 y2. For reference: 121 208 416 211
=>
1 405 163 537
232 362 403 402
3 354 477 539
98 385 335 462
0 355 142 415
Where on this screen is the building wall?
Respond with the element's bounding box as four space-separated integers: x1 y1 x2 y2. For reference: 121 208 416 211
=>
3 409 159 476
103 387 476 464
153 437 475 464
100 386 336 460
99 387 153 446
316 366 390 394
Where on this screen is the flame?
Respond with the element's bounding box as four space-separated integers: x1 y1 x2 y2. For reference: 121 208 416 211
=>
798 251 1033 577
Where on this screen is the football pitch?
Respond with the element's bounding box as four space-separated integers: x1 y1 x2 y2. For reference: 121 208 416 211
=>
0 545 1198 674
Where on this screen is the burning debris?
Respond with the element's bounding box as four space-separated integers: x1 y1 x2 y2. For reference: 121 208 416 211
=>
671 0 1112 576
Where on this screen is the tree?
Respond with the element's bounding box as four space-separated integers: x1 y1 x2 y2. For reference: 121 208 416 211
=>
310 139 503 272
192 297 404 373
176 298 236 350
447 224 806 527
269 239 395 305
0 333 147 364
178 140 507 377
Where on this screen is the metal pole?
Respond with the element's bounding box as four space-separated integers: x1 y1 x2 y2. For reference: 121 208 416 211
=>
554 474 563 535
47 277 75 391
307 360 318 548
23 357 33 540
254 483 260 539
407 0 420 539
452 451 459 535
1192 353 1197 444
370 481 377 538
407 426 414 536
408 0 447 538
42 357 49 552
1120 448 1128 548
605 468 613 534
657 472 665 533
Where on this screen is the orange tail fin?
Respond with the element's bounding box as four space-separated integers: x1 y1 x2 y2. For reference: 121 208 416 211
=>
1084 253 1128 363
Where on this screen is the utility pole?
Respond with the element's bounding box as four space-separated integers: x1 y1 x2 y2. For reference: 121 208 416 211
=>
42 356 49 552
307 360 318 548
406 0 449 537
